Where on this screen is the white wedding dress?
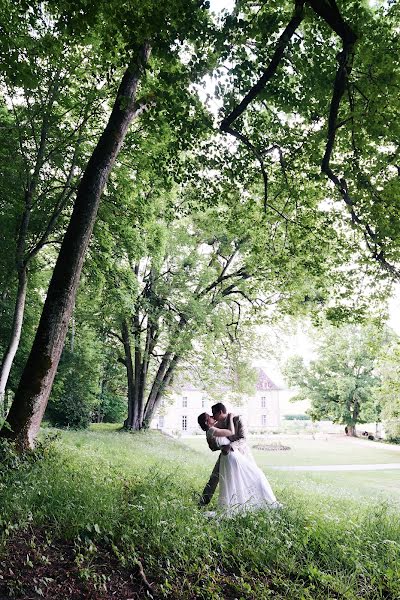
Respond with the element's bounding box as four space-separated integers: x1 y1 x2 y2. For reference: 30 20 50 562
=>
207 428 280 514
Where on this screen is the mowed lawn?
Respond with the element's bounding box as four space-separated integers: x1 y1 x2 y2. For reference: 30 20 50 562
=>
181 434 400 507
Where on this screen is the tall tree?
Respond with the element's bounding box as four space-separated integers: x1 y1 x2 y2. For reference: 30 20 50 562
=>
1 0 211 448
93 141 380 430
0 22 103 405
375 340 400 441
284 323 389 435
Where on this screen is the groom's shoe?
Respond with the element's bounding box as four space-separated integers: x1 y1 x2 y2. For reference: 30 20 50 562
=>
198 494 210 507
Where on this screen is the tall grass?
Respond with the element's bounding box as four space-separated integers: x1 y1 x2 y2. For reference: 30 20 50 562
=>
1 425 399 599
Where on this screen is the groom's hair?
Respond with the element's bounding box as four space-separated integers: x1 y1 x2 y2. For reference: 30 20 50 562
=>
197 413 208 431
212 402 227 416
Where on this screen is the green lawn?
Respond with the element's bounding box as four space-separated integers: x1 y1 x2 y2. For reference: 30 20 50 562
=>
1 425 400 599
181 434 400 466
181 434 400 507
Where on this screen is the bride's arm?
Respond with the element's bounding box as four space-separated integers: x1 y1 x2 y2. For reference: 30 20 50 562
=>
210 413 235 437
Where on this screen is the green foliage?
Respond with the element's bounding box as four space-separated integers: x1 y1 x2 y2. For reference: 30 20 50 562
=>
376 341 400 441
0 0 215 430
216 0 400 279
284 323 391 429
46 328 101 429
1 0 398 449
284 414 310 421
90 136 384 429
0 431 59 474
97 390 126 424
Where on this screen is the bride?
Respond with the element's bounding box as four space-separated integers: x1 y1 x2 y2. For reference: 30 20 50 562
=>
198 412 280 513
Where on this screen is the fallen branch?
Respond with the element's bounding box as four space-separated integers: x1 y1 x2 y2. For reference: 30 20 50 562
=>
136 557 155 597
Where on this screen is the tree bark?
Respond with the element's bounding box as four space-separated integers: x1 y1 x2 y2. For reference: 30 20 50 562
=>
97 376 106 423
346 424 357 437
1 43 151 449
138 321 153 424
122 306 160 430
143 353 180 427
0 268 28 406
70 315 75 353
132 265 143 429
121 319 137 430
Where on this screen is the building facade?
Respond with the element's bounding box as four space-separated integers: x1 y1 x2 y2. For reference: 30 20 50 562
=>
151 368 282 435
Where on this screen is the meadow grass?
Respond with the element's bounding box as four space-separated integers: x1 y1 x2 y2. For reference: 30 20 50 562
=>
1 425 400 599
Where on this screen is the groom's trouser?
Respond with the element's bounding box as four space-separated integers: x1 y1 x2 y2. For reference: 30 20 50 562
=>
199 455 220 505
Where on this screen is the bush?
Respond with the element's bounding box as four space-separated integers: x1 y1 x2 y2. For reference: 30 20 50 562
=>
46 333 101 429
95 390 126 424
384 420 400 442
0 431 60 473
284 414 311 420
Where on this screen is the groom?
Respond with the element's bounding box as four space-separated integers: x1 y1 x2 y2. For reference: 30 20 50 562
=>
198 402 249 506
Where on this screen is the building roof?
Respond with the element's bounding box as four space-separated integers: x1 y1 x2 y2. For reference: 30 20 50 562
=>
256 368 281 391
173 367 281 393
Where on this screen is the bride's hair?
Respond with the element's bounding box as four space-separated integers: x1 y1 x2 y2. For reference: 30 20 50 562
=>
197 413 208 431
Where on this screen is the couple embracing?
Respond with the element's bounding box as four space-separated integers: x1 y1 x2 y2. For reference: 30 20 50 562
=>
197 403 281 514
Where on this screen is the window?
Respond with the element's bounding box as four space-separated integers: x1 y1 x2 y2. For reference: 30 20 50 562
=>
261 396 266 408
261 415 267 427
158 416 164 428
182 415 188 431
182 396 188 408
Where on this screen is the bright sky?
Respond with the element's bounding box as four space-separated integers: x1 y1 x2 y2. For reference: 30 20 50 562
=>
210 0 234 13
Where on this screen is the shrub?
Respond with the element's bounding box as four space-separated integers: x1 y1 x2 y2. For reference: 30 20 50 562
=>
284 414 311 420
46 336 100 429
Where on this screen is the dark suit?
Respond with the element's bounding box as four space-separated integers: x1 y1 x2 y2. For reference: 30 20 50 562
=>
199 415 248 506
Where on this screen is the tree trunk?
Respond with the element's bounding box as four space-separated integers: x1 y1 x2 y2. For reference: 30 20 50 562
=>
121 314 148 432
96 377 105 423
138 323 153 425
0 268 28 406
133 318 144 430
349 397 359 437
1 43 151 449
141 314 188 428
346 424 357 436
121 319 138 430
130 266 143 430
144 351 173 419
143 353 180 427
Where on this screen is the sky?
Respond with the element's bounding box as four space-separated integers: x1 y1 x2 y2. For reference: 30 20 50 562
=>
210 0 234 13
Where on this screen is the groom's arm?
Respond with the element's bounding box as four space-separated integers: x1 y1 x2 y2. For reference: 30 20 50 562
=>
207 428 231 454
228 416 247 451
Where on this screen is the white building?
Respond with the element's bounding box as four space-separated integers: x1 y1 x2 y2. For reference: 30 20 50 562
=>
151 368 283 435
